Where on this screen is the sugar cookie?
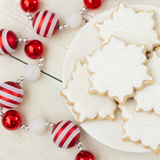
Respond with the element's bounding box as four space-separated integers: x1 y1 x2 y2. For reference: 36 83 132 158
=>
85 36 153 106
134 49 160 114
119 99 160 155
96 2 160 52
61 61 117 124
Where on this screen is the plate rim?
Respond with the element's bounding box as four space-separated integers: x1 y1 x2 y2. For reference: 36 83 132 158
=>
62 4 160 153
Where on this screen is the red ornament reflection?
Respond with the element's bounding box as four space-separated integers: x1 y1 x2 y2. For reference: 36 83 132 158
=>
83 0 103 10
75 151 95 160
20 0 39 13
2 110 22 130
25 40 44 59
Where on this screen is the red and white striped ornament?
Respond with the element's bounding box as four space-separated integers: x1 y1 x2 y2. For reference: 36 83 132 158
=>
0 29 18 56
51 120 80 149
0 81 23 109
32 10 59 37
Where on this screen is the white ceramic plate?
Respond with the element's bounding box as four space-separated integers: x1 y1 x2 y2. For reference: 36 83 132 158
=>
62 4 160 153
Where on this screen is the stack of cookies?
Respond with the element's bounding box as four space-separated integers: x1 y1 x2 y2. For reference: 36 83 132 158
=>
61 2 160 155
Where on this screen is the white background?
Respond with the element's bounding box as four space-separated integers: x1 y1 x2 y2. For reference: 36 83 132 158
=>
0 0 160 160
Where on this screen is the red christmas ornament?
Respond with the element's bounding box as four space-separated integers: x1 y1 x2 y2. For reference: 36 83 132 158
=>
83 0 103 10
25 40 44 59
0 29 18 56
2 110 22 130
51 120 80 149
75 151 95 160
32 10 59 37
20 0 39 13
0 81 23 109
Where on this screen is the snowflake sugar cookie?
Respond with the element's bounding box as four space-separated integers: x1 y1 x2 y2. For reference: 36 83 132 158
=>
134 49 160 114
85 36 153 106
119 99 160 155
61 61 117 124
96 2 160 52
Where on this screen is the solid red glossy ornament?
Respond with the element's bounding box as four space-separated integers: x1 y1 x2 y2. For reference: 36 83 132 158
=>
20 0 39 13
51 120 80 149
0 29 18 56
2 110 22 130
32 10 59 37
75 151 95 160
83 0 103 10
25 40 44 59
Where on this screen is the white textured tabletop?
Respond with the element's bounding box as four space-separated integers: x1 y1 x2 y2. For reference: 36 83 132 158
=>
0 0 160 160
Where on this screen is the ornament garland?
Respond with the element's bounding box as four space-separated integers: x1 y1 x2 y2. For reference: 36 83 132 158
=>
0 0 103 159
20 0 103 37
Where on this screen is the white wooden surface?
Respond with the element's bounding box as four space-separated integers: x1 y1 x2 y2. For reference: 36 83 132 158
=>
0 0 160 160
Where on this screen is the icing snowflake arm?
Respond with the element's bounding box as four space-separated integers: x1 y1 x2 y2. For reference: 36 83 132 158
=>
85 36 152 106
61 61 117 123
134 51 160 115
119 99 160 155
95 3 160 51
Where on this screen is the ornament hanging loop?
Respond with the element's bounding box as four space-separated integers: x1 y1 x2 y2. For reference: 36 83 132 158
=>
79 6 88 14
26 12 34 21
18 38 28 43
77 141 84 152
0 106 4 117
16 76 26 84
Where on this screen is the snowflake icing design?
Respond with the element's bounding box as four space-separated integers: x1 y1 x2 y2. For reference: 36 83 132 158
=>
119 99 160 154
61 61 117 123
134 50 160 114
85 36 152 105
96 2 160 51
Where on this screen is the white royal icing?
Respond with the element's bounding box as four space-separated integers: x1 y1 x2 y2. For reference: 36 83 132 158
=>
134 50 160 114
96 3 160 51
62 61 117 123
119 99 160 151
85 36 152 104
